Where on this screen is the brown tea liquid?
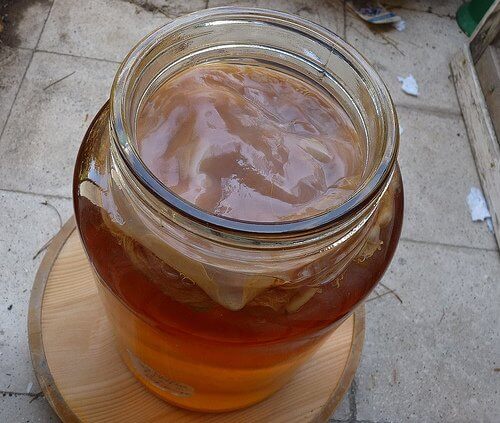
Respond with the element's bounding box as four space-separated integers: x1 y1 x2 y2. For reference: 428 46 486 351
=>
75 63 403 411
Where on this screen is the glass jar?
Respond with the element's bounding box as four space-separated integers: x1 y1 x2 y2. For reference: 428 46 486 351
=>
74 7 403 413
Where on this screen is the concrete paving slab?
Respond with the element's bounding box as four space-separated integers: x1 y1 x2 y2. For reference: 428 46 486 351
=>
0 190 72 393
38 0 207 62
0 394 59 422
355 240 500 422
346 7 466 112
0 0 52 49
0 1 497 422
330 392 352 421
313 0 345 36
397 106 498 250
0 47 31 135
0 51 118 197
208 0 345 35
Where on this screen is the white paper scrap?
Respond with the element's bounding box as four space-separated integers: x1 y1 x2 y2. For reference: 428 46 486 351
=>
398 75 419 96
26 382 33 394
394 20 406 31
467 187 491 222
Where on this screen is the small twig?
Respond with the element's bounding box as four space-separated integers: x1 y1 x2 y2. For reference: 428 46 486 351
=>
156 7 171 18
366 289 396 302
494 368 500 372
380 282 403 303
378 32 405 56
32 235 55 260
29 392 44 403
438 309 446 325
367 288 382 301
41 201 62 228
350 25 405 56
43 71 75 91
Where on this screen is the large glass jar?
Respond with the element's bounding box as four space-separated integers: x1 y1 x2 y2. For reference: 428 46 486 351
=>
74 7 403 413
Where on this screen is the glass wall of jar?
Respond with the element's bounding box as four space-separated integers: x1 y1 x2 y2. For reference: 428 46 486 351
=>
74 7 403 412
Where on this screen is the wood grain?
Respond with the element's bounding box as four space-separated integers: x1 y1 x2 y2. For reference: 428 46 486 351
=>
476 45 500 142
29 220 365 423
470 0 500 64
451 45 500 250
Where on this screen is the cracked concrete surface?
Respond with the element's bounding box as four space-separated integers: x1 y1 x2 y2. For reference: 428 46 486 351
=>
0 1 498 422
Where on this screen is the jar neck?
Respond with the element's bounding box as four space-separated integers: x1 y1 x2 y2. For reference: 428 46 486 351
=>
108 7 398 247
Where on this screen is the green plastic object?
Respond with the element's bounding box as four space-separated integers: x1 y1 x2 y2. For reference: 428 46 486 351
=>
457 0 495 36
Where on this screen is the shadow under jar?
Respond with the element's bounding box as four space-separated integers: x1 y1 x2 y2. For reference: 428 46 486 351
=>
73 7 403 413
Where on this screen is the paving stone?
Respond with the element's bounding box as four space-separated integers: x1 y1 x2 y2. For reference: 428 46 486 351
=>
0 190 72 393
0 47 31 135
1 1 498 422
0 0 53 49
0 394 59 422
0 51 118 197
346 7 466 112
208 0 345 35
355 240 500 422
330 392 352 421
397 106 497 250
38 0 207 62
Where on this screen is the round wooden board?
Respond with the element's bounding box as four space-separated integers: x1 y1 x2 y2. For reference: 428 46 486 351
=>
28 218 365 423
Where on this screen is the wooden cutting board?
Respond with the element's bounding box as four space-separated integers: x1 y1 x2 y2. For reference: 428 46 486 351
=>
28 217 365 423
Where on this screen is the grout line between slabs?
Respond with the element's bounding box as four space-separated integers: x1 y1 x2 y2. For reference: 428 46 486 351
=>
0 1 54 142
0 3 490 259
395 103 461 118
0 7 464 122
0 188 72 201
1 188 496 253
10 50 462 119
339 5 465 117
400 237 499 253
11 46 33 52
34 48 121 65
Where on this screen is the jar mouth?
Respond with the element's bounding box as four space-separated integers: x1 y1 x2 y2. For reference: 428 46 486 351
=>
110 7 398 235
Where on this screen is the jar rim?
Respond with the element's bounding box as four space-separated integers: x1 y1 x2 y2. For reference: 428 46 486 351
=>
110 6 398 235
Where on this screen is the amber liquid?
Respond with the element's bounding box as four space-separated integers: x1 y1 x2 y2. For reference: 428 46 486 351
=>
74 64 403 412
76 174 402 411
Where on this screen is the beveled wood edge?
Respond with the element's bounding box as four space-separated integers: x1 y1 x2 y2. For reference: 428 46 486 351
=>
315 307 365 423
28 217 80 423
27 217 365 423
